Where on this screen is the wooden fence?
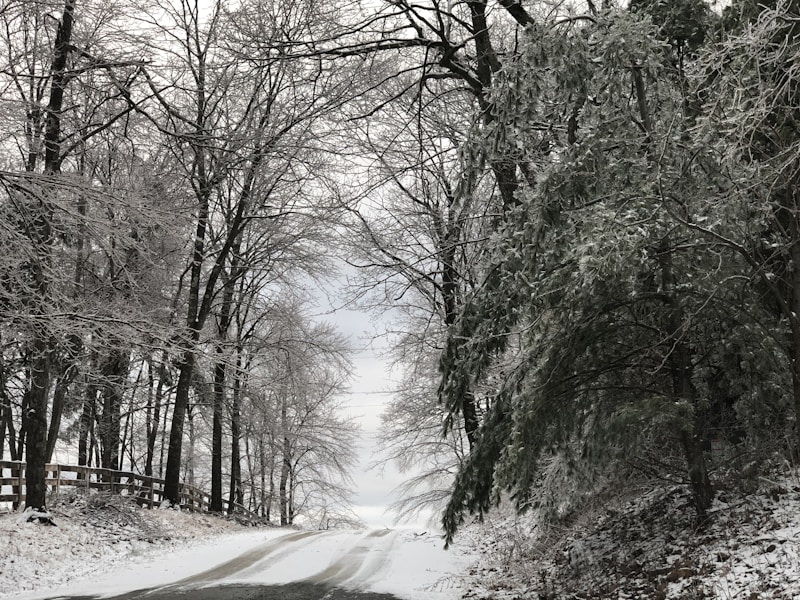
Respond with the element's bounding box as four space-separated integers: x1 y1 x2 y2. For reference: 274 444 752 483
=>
0 460 261 523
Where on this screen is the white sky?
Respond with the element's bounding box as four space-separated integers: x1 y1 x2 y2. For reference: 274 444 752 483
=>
310 297 430 529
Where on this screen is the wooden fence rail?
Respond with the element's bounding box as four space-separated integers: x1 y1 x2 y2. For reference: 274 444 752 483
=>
0 460 261 523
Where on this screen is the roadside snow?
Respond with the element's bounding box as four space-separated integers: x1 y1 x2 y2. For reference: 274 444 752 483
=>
1 490 257 599
462 468 800 599
367 530 474 600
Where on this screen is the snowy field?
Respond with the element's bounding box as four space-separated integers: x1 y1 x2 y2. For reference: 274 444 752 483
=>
0 491 475 600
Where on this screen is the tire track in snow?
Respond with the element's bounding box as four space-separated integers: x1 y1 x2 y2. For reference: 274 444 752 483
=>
303 529 398 588
175 530 326 586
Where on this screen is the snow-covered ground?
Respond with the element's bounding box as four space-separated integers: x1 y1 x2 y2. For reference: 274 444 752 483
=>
462 467 800 599
0 490 475 600
9 469 799 599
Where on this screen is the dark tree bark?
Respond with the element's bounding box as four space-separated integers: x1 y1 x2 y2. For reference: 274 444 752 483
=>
787 216 800 456
659 238 713 518
211 357 225 511
24 336 50 510
227 350 243 514
23 0 76 513
99 347 129 475
211 254 239 512
163 345 198 504
279 390 291 526
279 435 291 526
77 380 96 468
634 59 712 516
144 352 168 477
0 352 15 460
45 364 77 463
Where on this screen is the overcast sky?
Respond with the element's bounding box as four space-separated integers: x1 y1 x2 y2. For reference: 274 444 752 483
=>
311 290 434 530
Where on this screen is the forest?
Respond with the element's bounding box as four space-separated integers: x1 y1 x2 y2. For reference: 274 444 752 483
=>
1 0 800 540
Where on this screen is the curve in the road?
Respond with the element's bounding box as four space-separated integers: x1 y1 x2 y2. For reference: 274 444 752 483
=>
303 529 398 588
175 530 326 587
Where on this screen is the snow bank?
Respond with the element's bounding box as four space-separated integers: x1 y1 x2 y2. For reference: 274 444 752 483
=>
1 490 256 599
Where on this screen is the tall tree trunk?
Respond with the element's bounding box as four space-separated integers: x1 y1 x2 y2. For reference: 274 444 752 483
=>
24 337 50 511
279 437 290 527
788 217 800 456
163 344 198 504
99 347 129 475
227 351 243 514
17 384 27 462
45 374 66 464
158 388 170 478
441 222 479 449
0 354 14 460
245 431 255 512
77 380 96 468
267 460 274 522
279 390 290 526
145 352 167 477
23 0 77 514
119 365 141 471
186 403 195 487
258 437 267 517
211 355 225 512
211 248 240 512
659 237 713 518
45 364 77 463
288 465 295 525
0 403 7 461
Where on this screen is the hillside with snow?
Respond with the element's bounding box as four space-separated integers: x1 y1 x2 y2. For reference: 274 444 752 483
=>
463 467 800 599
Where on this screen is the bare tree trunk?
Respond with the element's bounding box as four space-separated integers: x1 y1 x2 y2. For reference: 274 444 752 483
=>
77 380 95 468
279 390 291 526
288 465 295 525
659 237 713 518
145 353 168 477
164 344 197 504
279 437 290 527
120 366 141 471
259 437 267 518
23 0 77 514
788 217 800 456
16 384 27 462
45 366 76 462
227 351 243 514
24 338 50 510
245 431 254 512
267 462 274 522
211 252 239 512
186 403 195 487
99 348 129 476
158 389 170 479
0 403 6 461
211 355 225 511
0 353 14 460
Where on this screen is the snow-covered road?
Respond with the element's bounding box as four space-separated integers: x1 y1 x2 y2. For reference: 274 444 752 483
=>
14 528 473 600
